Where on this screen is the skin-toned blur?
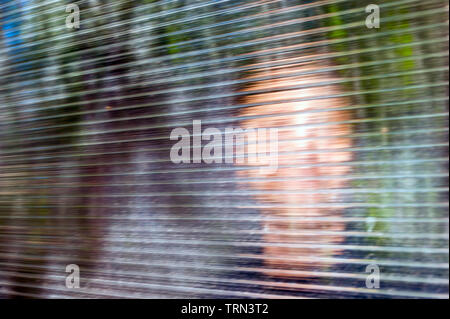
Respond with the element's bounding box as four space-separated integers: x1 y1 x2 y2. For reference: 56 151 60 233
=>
238 52 351 277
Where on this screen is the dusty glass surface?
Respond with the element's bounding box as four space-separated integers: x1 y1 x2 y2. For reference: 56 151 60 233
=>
0 0 448 298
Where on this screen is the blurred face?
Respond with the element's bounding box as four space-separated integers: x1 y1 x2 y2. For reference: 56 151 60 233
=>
238 57 352 277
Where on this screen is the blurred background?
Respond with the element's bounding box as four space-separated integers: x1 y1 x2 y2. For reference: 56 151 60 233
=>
0 0 448 298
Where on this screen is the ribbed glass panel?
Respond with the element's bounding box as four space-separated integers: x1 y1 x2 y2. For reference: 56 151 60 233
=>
0 0 448 298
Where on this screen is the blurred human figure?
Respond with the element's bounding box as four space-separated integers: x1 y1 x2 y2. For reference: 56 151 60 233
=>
238 51 352 278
